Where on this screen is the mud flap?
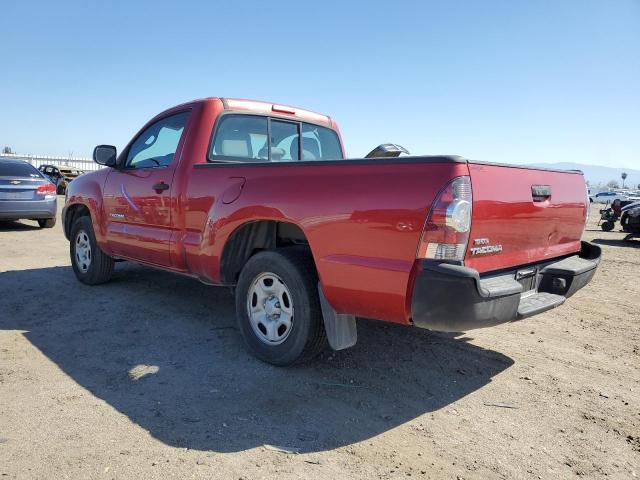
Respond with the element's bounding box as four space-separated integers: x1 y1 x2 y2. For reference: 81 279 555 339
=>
317 284 357 350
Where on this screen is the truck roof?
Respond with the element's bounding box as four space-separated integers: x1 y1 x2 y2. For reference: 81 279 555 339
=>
221 98 333 127
178 97 334 127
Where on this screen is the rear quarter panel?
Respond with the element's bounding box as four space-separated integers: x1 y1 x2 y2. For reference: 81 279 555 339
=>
184 161 469 323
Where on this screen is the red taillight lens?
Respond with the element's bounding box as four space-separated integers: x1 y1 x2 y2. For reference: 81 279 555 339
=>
417 176 472 262
37 183 56 195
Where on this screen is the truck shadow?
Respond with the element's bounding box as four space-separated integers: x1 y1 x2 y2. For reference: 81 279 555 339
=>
0 264 513 453
592 237 640 248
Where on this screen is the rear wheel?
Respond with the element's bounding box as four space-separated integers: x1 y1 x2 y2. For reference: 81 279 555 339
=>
38 218 56 228
235 248 327 366
601 220 614 232
70 215 114 285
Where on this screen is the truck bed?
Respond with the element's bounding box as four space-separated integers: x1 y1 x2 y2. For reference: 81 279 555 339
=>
185 155 588 323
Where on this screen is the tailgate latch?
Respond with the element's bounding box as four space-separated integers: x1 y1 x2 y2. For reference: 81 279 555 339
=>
532 185 551 202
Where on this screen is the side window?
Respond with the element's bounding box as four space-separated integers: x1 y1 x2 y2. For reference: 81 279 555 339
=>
211 116 268 161
126 112 189 169
301 123 343 160
271 120 299 161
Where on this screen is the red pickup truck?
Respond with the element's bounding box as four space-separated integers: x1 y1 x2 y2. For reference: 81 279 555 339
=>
63 97 600 365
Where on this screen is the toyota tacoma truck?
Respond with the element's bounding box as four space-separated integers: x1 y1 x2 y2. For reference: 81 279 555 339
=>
62 97 600 365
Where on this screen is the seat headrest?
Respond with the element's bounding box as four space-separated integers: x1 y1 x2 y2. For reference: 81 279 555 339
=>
222 139 249 157
271 147 286 160
221 130 252 158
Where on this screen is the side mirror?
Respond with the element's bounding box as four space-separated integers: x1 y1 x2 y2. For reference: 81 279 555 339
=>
93 145 117 167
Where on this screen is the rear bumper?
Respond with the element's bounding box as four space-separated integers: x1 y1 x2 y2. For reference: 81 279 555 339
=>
410 241 601 332
0 198 57 220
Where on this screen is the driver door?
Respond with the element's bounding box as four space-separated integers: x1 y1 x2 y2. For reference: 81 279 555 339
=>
103 111 190 266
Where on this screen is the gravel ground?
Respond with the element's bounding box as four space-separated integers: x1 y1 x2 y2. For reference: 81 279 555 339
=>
0 202 638 479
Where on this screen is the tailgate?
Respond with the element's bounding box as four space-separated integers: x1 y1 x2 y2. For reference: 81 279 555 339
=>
465 163 588 273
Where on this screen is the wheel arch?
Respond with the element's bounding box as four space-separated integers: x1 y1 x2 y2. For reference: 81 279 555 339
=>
63 203 92 240
219 219 314 284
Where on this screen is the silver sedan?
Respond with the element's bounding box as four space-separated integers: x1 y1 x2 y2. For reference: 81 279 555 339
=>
0 159 57 228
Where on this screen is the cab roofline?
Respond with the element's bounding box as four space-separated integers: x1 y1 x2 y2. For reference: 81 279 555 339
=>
153 97 333 127
219 97 332 126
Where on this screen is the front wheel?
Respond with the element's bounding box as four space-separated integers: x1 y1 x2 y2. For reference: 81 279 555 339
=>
235 248 327 366
70 215 114 285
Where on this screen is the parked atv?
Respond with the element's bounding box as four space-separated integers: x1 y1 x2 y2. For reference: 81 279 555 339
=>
599 199 635 232
599 204 618 232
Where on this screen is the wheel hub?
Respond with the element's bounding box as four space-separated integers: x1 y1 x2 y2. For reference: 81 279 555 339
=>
264 295 281 318
74 230 92 273
246 272 294 345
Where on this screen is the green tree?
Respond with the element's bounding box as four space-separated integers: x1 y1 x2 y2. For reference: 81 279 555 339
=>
2 146 12 154
607 180 619 189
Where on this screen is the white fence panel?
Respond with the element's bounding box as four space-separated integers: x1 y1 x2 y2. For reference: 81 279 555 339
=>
0 154 102 172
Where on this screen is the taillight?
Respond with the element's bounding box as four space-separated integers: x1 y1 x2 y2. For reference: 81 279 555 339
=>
417 176 472 262
37 183 56 196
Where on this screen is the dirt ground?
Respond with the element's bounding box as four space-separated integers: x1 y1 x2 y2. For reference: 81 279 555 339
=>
0 201 638 479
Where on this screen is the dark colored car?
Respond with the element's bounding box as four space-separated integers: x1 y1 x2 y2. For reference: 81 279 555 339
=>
0 159 57 227
38 164 84 194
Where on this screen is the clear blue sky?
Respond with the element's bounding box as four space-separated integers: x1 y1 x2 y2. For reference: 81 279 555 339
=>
1 0 638 168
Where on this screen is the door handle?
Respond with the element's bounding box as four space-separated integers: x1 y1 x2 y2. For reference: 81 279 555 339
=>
152 182 170 193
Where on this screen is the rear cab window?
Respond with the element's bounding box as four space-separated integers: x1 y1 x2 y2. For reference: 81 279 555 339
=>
209 114 343 163
301 123 343 160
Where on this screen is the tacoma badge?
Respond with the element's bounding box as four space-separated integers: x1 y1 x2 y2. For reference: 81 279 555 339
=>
470 238 503 255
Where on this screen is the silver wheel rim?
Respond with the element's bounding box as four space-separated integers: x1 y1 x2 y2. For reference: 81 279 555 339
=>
74 230 92 273
246 272 294 345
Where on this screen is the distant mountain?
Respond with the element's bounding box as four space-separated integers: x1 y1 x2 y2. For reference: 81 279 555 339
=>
525 162 640 189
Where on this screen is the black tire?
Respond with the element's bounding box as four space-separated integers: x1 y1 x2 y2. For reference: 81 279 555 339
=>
620 213 630 233
601 220 614 232
70 215 115 285
235 247 327 366
38 217 56 228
